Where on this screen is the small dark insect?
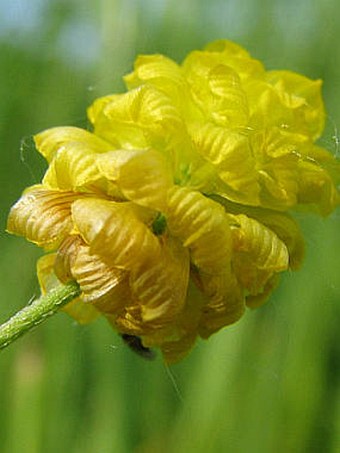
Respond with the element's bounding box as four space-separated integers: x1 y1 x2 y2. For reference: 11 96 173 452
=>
120 334 156 360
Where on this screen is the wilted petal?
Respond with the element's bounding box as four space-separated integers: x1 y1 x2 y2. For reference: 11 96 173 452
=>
198 271 245 338
130 236 190 326
7 186 83 249
71 198 161 269
247 210 304 270
160 333 197 364
72 245 128 313
245 274 279 309
229 214 289 295
167 186 232 274
36 253 99 324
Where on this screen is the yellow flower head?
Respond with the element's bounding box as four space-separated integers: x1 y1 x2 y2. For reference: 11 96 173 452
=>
7 40 340 362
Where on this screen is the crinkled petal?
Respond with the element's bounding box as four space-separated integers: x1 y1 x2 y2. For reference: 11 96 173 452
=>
97 148 173 210
130 236 190 326
245 274 280 309
159 280 204 363
183 42 264 86
206 194 305 270
167 186 232 274
192 123 259 204
160 333 197 364
266 70 325 140
34 126 112 163
229 214 289 295
55 235 128 314
71 198 161 269
250 128 305 208
88 85 185 152
207 64 249 127
124 54 184 98
198 271 245 338
37 253 98 323
7 186 85 249
42 142 121 198
297 159 340 215
247 210 304 270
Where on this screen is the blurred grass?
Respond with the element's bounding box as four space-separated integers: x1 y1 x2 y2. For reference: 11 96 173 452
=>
0 0 340 452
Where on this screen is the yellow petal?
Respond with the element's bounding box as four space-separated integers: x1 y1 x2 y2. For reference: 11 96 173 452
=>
297 159 340 215
88 92 147 148
183 43 264 85
69 239 128 313
71 198 161 269
183 53 250 128
124 54 184 96
7 186 82 249
43 142 120 197
245 274 279 309
34 126 112 163
208 64 249 127
36 253 99 324
160 333 197 364
167 186 232 274
36 253 60 294
204 39 252 58
266 70 325 140
97 148 173 210
131 236 190 326
88 85 184 151
206 194 305 270
159 280 205 363
198 271 245 338
250 128 304 208
247 211 304 270
192 123 259 205
229 214 289 295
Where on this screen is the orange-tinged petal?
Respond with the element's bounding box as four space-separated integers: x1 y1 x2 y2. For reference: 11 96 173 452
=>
245 274 279 309
229 214 289 295
198 271 245 338
7 186 83 250
167 186 232 274
245 210 304 270
131 236 190 326
36 253 99 324
54 235 128 314
71 198 161 269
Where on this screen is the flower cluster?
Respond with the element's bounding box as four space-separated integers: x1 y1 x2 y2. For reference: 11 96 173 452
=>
7 40 340 362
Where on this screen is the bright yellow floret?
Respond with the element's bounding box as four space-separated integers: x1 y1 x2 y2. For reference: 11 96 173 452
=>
7 40 340 362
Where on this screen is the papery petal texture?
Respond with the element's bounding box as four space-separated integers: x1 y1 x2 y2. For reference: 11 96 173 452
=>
7 39 340 362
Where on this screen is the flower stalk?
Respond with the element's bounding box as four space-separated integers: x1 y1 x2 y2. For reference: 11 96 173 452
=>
0 281 80 351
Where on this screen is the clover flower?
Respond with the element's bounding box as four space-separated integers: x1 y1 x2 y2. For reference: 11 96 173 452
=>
6 40 340 362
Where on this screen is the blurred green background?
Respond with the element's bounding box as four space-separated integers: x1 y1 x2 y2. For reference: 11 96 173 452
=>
0 1 340 452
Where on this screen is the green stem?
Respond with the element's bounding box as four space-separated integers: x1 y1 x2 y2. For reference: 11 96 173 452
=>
0 281 80 351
